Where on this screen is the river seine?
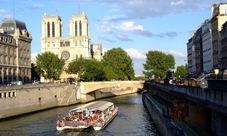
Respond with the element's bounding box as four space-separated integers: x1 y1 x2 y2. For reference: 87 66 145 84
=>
0 93 159 136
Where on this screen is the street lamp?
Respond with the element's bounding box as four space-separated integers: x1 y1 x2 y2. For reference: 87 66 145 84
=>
214 69 219 79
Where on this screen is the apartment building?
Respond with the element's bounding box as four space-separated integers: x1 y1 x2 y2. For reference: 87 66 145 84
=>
0 19 32 85
202 19 213 73
187 31 196 74
210 3 227 70
194 27 203 75
220 21 227 71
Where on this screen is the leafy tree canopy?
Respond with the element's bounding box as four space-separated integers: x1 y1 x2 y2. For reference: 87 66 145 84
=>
80 59 106 81
35 51 65 81
103 66 119 81
65 58 86 77
101 47 135 80
173 65 188 78
143 50 175 79
66 58 106 81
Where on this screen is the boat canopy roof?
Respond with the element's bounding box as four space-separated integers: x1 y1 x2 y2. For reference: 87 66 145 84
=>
69 101 113 113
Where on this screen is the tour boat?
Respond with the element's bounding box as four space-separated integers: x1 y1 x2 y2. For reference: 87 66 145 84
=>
56 101 118 131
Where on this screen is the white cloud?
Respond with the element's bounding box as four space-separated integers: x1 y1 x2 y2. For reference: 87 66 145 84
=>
0 9 11 18
111 21 144 32
125 48 146 59
115 34 133 41
109 8 120 12
166 49 186 57
0 9 10 13
97 21 154 37
99 36 116 43
103 15 127 21
26 3 44 10
31 52 38 62
170 0 185 6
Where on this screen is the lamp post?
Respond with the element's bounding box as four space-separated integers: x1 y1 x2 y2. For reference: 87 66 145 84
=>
200 78 208 99
214 69 219 79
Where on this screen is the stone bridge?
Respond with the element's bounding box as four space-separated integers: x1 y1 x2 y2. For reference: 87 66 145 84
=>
77 81 145 102
79 81 145 93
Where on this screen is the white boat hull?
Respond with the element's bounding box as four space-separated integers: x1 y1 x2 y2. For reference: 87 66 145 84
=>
56 125 90 131
93 107 118 131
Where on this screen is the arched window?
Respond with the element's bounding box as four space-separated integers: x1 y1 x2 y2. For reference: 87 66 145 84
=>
75 21 77 36
60 24 62 37
47 22 50 37
79 21 82 36
52 22 55 37
87 23 88 36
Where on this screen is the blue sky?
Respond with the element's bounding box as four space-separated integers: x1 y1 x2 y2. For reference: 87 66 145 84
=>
0 0 224 75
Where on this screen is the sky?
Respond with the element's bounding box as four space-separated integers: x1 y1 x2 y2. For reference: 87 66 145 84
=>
0 0 225 75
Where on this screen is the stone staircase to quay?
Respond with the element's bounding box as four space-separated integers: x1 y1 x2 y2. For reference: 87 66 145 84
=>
60 85 77 106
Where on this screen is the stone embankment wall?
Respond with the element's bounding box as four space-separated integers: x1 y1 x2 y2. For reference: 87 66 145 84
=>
0 84 80 120
142 92 186 136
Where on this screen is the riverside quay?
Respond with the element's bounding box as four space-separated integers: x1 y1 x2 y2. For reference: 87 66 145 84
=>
0 79 226 136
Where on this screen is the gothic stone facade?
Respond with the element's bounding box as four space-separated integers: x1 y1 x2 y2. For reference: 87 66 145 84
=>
41 12 102 81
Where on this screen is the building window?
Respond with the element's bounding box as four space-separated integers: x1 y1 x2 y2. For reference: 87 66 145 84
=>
79 21 82 36
8 47 10 54
4 46 6 53
4 56 6 64
13 69 16 76
12 92 16 97
52 22 55 37
4 68 6 75
47 22 50 37
60 24 62 37
8 68 11 76
13 57 16 65
87 24 88 36
75 21 77 36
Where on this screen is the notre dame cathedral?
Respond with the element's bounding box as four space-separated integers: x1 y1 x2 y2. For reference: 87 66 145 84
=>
41 11 102 81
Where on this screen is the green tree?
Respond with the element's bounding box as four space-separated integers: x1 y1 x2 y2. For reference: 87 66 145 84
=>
143 50 175 79
66 58 106 81
133 76 145 81
35 51 65 82
173 65 188 78
103 66 118 81
102 48 135 80
65 58 86 77
80 59 106 81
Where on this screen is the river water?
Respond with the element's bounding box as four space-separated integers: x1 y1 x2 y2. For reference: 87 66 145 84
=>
0 94 159 136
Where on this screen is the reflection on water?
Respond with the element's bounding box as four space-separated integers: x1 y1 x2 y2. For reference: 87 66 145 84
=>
0 94 158 136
